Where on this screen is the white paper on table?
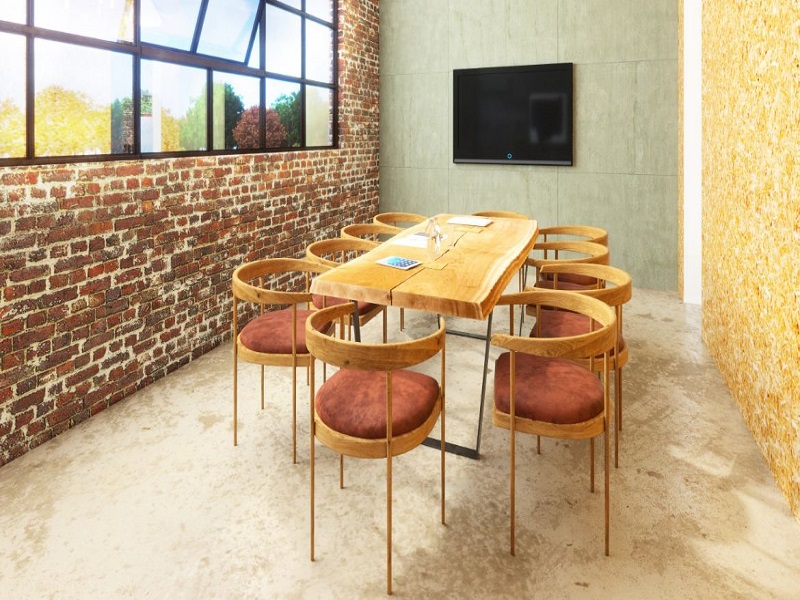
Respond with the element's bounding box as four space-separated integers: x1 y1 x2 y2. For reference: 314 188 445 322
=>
446 216 492 227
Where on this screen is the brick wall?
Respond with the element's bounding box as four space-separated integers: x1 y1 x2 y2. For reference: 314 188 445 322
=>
0 0 380 466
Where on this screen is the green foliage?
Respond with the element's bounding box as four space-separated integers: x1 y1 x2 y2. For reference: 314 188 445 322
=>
272 92 301 147
180 85 208 151
223 83 244 149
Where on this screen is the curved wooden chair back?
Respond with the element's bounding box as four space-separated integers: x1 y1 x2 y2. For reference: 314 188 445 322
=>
306 238 378 268
373 211 427 229
305 303 447 595
341 222 402 241
539 224 609 246
526 240 610 289
472 210 530 220
232 257 330 460
491 289 616 556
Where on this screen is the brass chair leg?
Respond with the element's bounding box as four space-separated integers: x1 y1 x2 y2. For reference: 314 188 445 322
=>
310 360 316 562
292 362 297 464
387 450 393 595
339 454 344 489
615 366 622 468
233 352 238 446
590 438 595 493
260 365 265 410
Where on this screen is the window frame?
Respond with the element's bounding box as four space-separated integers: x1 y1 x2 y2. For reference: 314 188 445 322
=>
0 0 338 166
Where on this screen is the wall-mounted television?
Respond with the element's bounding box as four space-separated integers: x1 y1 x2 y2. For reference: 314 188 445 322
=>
453 63 573 166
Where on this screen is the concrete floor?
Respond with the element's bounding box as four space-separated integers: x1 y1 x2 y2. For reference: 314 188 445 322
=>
1 288 799 599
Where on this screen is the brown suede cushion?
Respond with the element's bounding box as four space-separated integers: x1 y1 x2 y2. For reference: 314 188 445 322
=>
494 352 603 424
312 294 377 315
530 311 624 353
534 279 594 291
239 308 323 354
530 310 598 338
316 369 439 439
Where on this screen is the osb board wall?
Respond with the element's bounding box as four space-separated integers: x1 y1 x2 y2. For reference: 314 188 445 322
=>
678 0 684 299
702 2 800 522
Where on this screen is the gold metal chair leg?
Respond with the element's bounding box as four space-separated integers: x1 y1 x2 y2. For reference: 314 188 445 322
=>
339 454 344 489
292 363 297 464
310 360 316 562
233 352 238 446
590 438 595 493
400 307 405 331
387 451 393 595
615 367 622 468
260 365 265 410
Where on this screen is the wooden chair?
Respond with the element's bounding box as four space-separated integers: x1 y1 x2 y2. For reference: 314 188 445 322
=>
472 210 530 220
528 263 632 467
340 222 402 242
492 289 617 556
305 238 388 342
538 224 608 246
526 240 610 290
306 303 446 595
373 211 427 229
232 257 331 463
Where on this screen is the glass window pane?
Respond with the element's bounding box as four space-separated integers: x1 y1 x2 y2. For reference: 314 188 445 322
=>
306 20 333 83
266 79 300 148
35 40 133 157
140 60 207 152
35 0 133 43
0 1 26 23
248 23 261 69
264 5 300 77
306 0 333 22
197 0 259 61
141 0 203 50
213 72 260 150
305 85 332 147
280 0 301 9
0 33 26 158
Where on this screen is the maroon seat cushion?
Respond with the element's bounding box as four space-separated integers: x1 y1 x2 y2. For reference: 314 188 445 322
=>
316 370 439 439
239 308 324 354
534 278 595 291
529 310 598 338
530 311 624 354
312 294 378 315
494 352 603 424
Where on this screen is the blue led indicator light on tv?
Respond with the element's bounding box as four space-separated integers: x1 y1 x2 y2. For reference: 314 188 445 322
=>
507 153 513 159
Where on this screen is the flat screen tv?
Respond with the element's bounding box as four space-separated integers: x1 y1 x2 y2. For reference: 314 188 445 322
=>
453 63 573 166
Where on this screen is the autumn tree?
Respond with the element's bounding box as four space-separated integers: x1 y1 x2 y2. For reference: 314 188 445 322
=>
232 106 287 149
0 99 25 158
34 86 109 156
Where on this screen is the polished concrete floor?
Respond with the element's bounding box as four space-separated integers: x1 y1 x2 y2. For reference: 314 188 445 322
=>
1 288 799 599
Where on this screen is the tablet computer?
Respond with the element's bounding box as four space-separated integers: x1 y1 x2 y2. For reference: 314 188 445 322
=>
376 256 422 270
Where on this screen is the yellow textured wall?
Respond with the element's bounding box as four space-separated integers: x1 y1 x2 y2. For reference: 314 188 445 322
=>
702 2 800 522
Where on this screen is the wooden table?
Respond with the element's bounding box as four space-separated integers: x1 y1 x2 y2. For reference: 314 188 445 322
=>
311 214 538 320
310 214 539 458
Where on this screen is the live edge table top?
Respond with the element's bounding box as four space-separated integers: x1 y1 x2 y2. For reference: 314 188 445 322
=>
310 215 539 321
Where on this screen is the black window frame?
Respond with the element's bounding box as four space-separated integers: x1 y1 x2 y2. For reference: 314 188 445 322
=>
0 0 338 166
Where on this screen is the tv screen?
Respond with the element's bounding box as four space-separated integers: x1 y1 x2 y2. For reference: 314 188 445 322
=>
453 63 573 166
